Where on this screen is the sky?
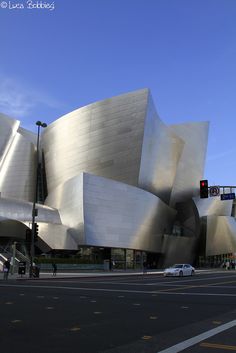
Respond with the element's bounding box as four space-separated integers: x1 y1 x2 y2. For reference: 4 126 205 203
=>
0 0 236 186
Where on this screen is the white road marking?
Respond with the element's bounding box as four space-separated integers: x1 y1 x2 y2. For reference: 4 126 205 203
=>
26 274 236 286
156 319 236 353
22 271 235 286
163 291 236 297
202 285 236 289
0 284 236 297
148 275 236 285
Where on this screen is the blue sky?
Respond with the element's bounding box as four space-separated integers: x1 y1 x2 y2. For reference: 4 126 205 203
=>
0 0 236 186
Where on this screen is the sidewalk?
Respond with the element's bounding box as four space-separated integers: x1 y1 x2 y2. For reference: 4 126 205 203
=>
1 268 226 281
2 269 164 280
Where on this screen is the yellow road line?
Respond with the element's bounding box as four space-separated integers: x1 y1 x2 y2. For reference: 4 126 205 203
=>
200 342 236 351
142 335 152 340
158 285 196 292
212 321 222 325
159 280 236 293
206 280 236 287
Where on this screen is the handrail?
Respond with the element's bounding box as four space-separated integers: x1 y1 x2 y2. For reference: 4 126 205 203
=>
15 249 30 263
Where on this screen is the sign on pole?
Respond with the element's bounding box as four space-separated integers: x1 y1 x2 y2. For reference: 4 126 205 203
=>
209 186 220 197
221 193 235 201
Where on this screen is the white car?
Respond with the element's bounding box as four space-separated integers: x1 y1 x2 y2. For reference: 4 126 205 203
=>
163 264 195 277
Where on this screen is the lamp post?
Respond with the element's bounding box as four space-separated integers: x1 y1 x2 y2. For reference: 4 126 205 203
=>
30 121 47 277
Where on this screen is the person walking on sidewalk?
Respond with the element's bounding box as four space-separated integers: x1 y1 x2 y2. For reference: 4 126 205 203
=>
3 258 10 280
226 260 230 270
52 262 57 276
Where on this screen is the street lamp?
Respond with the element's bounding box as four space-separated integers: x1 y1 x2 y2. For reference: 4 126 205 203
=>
30 121 47 277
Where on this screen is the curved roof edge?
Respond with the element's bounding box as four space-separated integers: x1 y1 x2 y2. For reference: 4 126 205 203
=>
43 88 150 130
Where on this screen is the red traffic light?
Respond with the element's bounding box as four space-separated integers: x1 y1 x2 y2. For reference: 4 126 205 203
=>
200 180 208 198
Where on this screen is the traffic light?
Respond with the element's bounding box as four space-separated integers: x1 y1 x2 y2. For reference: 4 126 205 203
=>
200 180 208 198
25 228 32 243
34 223 39 242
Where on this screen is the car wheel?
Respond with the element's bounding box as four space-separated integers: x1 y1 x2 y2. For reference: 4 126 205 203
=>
179 271 183 277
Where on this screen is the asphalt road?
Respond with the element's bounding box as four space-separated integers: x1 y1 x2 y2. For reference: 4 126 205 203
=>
0 271 236 353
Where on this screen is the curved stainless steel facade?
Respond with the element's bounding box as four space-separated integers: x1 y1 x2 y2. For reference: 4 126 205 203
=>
169 122 209 207
193 196 233 217
0 113 36 202
206 216 236 256
0 197 77 250
1 88 235 265
46 172 176 252
42 89 149 193
138 94 184 204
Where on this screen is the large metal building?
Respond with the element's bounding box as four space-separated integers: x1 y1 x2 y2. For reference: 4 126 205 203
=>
0 89 235 267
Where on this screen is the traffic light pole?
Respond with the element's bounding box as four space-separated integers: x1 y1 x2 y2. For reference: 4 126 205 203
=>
30 121 47 278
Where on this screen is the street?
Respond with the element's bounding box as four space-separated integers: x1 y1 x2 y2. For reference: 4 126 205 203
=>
0 271 236 353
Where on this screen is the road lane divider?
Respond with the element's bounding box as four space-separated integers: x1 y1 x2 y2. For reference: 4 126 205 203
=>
156 319 236 353
200 342 236 350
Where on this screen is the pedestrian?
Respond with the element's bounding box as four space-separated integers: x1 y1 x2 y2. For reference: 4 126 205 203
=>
3 258 10 280
109 259 114 271
226 260 230 270
52 262 57 276
143 261 147 274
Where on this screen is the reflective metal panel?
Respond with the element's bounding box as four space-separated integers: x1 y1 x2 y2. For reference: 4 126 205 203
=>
37 223 78 250
0 114 36 202
206 216 236 255
42 89 149 193
46 173 177 252
45 173 85 244
193 196 233 217
0 113 19 165
169 122 209 207
0 197 78 249
83 173 176 252
161 234 198 267
139 94 184 204
0 133 36 201
0 197 61 224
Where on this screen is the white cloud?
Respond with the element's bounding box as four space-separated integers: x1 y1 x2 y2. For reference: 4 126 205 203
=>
207 148 234 162
0 76 62 119
0 78 34 117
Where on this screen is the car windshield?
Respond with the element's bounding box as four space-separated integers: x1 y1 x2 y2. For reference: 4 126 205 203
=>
172 264 183 269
